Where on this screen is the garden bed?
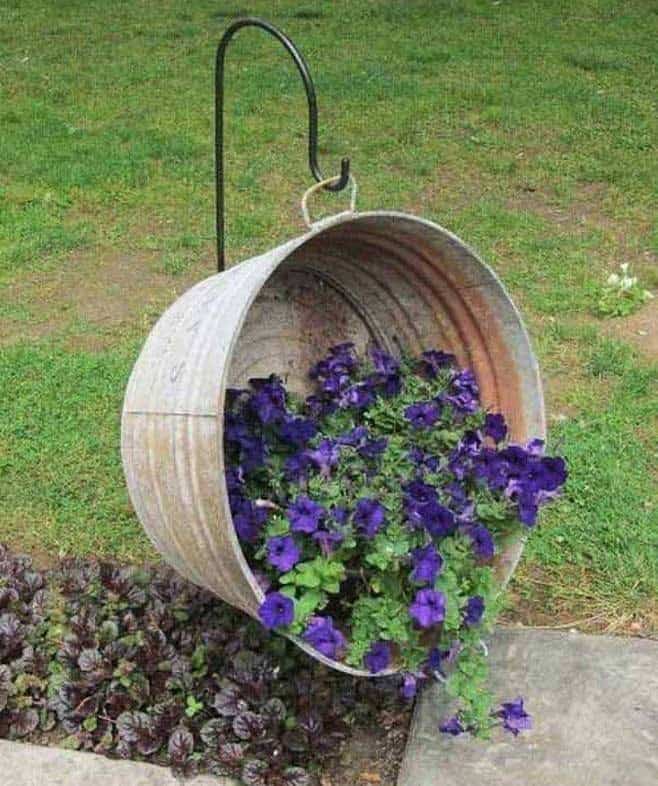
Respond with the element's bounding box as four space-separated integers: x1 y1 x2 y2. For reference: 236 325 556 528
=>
0 545 410 786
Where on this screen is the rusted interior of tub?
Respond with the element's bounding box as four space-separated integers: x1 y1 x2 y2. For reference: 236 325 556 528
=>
229 214 543 443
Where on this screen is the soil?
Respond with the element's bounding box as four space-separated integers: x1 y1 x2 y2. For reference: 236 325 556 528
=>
324 707 412 786
0 245 214 350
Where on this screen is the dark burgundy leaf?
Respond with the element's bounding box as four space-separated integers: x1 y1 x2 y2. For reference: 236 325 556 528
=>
200 718 230 750
263 697 287 723
167 726 194 765
0 613 23 658
11 708 39 738
282 728 309 753
298 712 323 737
233 710 266 741
78 648 103 672
217 742 247 766
213 683 245 717
0 664 11 712
283 767 313 786
241 759 269 786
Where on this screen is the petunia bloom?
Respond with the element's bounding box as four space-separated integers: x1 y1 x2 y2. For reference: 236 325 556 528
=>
249 376 287 424
496 697 532 736
258 592 294 629
484 412 508 443
405 401 442 430
439 715 465 736
464 524 495 561
446 369 480 414
463 595 485 627
409 589 446 628
312 527 344 555
339 382 375 410
280 416 317 447
305 438 341 478
354 498 386 538
363 640 392 673
359 436 388 461
302 616 346 660
287 495 325 534
410 544 443 585
266 535 301 572
400 672 419 700
421 349 456 378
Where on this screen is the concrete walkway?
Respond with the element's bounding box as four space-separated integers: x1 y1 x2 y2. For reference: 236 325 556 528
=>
1 739 239 786
397 627 658 786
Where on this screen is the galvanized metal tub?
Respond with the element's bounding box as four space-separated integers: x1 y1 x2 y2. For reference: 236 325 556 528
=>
121 210 545 676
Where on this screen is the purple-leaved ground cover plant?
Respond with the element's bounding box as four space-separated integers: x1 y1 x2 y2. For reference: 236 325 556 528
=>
224 344 567 736
0 544 410 785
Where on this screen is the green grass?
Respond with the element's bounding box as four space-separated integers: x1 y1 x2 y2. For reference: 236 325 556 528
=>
0 0 656 629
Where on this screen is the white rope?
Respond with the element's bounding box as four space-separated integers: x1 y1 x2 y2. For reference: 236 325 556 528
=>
301 174 358 228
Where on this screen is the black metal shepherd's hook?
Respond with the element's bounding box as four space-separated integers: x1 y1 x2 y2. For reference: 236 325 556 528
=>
215 17 351 272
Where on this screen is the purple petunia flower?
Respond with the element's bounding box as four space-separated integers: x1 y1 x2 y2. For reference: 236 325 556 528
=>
224 413 252 446
305 438 341 478
310 343 358 400
370 346 400 377
409 589 446 628
331 506 350 525
339 382 375 410
249 376 287 425
405 401 442 430
404 480 439 506
496 697 532 736
517 488 539 527
258 592 294 629
421 349 456 378
427 640 461 675
364 640 392 673
401 673 416 699
354 498 386 538
266 535 301 572
302 616 346 660
232 499 268 543
464 524 495 561
446 369 480 415
283 451 311 482
312 528 344 556
459 429 482 458
287 495 325 534
526 438 545 456
463 595 485 627
367 346 401 397
280 416 317 448
239 434 267 474
439 715 465 736
359 436 388 461
484 412 508 443
409 500 456 538
410 544 444 585
337 426 368 447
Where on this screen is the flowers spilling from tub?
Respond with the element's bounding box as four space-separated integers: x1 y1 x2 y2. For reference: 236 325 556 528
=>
223 344 567 736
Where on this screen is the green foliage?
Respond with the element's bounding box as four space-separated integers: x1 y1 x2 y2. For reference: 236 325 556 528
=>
279 557 346 594
347 596 414 667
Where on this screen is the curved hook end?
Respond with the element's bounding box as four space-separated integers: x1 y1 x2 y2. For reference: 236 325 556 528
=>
323 157 351 192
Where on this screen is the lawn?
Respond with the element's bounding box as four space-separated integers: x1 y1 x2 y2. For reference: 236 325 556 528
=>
0 0 656 633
